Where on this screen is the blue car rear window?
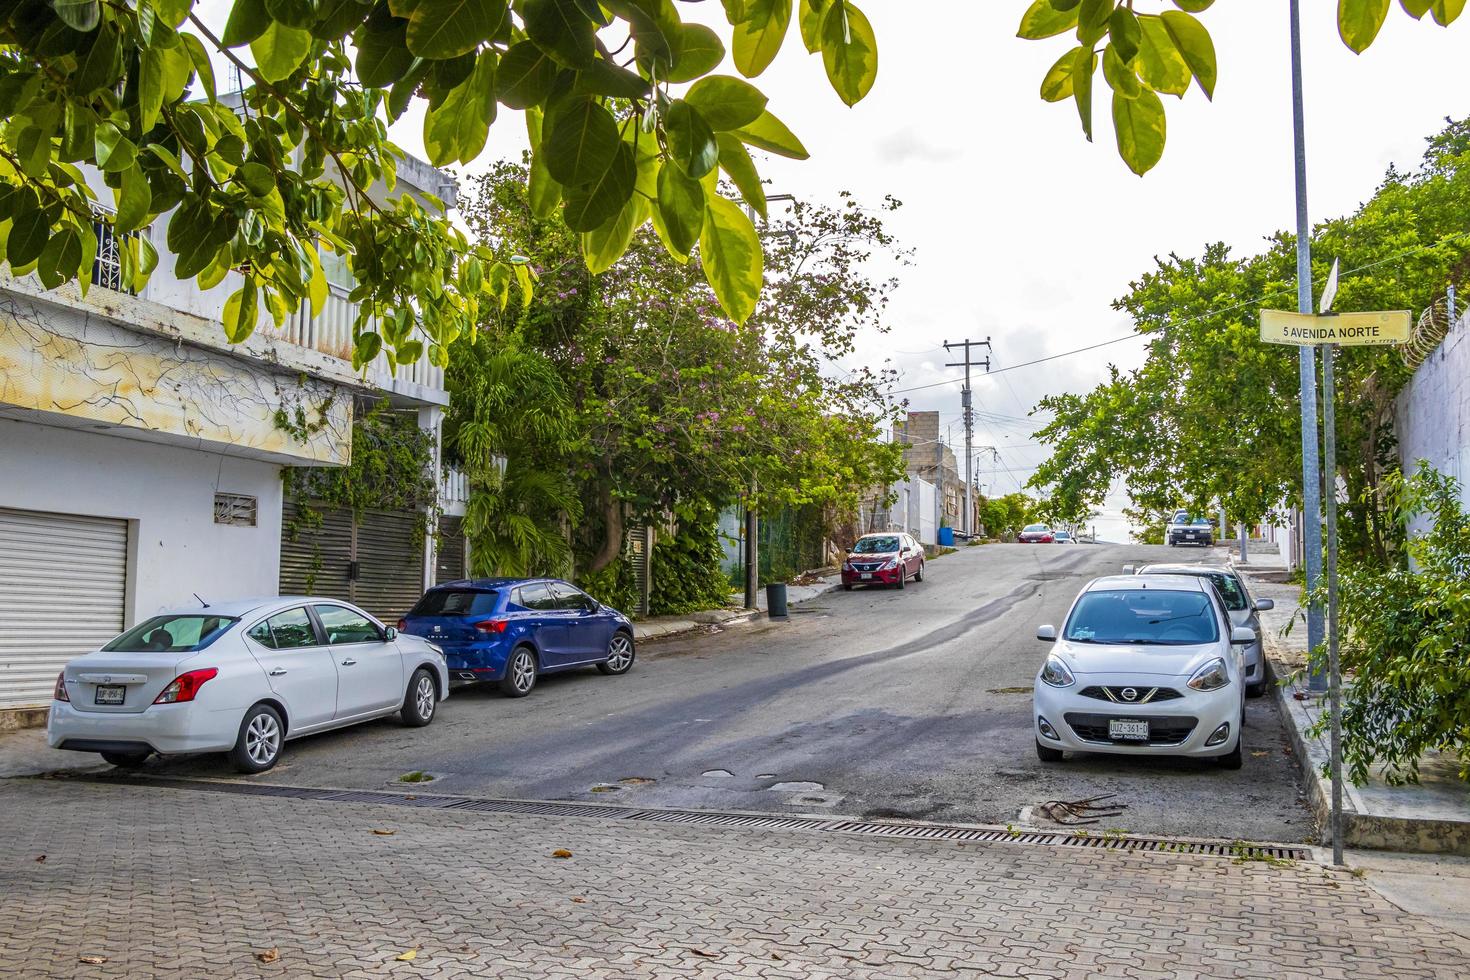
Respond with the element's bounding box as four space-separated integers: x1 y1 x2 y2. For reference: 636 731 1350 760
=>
410 590 499 616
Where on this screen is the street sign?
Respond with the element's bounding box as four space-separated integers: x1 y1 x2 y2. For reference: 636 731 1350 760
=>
1259 309 1411 346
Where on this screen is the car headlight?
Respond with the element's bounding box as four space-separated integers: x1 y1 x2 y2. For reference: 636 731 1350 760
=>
1039 655 1075 688
879 559 897 570
1187 658 1230 692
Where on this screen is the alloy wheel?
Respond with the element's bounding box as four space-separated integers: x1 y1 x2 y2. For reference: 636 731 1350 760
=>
415 674 436 719
246 713 280 766
606 634 633 672
512 650 536 693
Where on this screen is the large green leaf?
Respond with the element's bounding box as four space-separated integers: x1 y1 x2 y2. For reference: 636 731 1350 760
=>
139 47 166 132
1039 45 1084 102
7 193 49 268
545 98 620 186
1430 0 1466 26
685 75 768 131
406 0 506 59
222 0 271 47
798 0 829 51
181 33 217 102
526 110 563 219
1160 10 1215 98
1017 0 1079 39
114 164 152 233
729 108 808 159
582 191 650 274
562 140 636 231
1108 7 1141 62
223 278 260 344
1338 0 1390 51
1102 44 1140 99
424 52 496 165
821 1 877 107
717 133 766 218
574 59 650 99
37 225 82 289
524 0 596 67
252 21 314 82
1112 87 1166 176
496 42 560 108
732 0 791 78
656 162 705 255
355 12 416 87
665 99 719 178
52 0 100 32
667 23 726 81
699 195 762 324
1072 46 1096 141
1135 14 1191 96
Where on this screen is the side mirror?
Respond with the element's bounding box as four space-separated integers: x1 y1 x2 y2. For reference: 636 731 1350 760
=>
1230 626 1256 646
1121 564 1136 575
384 625 399 641
1254 598 1275 612
1036 625 1057 643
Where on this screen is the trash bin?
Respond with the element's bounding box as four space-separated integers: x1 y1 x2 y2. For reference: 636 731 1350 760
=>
938 526 954 546
765 582 789 619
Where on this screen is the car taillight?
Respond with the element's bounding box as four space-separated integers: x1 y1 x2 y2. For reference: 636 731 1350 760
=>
54 671 69 702
397 618 407 631
473 619 508 634
153 668 219 704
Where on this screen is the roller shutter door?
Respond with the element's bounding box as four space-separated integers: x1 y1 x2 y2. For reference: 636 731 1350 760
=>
436 516 466 584
279 503 424 623
280 502 352 600
0 508 128 709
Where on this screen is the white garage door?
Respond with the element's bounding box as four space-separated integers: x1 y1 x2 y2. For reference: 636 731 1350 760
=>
0 508 128 710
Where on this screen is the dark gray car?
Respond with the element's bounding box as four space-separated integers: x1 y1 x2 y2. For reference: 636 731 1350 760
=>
1130 563 1273 697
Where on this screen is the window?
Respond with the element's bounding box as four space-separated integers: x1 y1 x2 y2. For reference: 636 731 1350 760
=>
409 589 499 617
1203 573 1249 612
214 493 257 527
104 615 237 652
551 583 597 612
91 214 133 293
247 608 318 650
513 582 557 611
852 536 901 554
1064 590 1220 646
313 605 381 644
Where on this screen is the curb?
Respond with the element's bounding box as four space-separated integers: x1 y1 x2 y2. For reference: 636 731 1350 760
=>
632 581 841 644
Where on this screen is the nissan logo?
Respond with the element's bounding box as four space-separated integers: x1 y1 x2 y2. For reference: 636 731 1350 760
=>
1121 687 1139 702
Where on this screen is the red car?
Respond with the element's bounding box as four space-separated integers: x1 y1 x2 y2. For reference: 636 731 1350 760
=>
1017 523 1055 543
842 532 925 590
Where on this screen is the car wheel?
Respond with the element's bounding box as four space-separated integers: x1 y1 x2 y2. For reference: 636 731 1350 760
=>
100 750 149 769
914 561 924 582
401 668 437 727
597 631 635 676
498 646 538 698
895 566 906 589
843 582 854 591
1217 735 1243 770
229 703 283 774
1246 680 1265 698
1036 740 1064 763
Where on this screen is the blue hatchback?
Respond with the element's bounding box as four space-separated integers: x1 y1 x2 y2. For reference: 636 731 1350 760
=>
398 579 635 698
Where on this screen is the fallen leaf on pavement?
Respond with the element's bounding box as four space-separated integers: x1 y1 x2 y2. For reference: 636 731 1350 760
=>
771 951 784 961
1251 751 1270 757
78 956 107 965
688 948 718 958
395 949 417 962
570 897 586 903
255 948 280 963
34 855 45 863
551 849 573 858
372 829 397 836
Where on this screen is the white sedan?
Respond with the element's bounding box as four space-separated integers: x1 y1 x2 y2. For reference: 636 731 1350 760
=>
1032 575 1254 769
49 597 449 773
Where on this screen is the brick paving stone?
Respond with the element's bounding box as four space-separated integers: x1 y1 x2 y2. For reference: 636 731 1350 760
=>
1 779 1467 979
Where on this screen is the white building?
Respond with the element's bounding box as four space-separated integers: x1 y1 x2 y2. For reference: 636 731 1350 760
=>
0 154 468 724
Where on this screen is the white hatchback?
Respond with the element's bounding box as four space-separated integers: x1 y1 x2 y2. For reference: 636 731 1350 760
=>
48 598 450 773
1032 575 1254 769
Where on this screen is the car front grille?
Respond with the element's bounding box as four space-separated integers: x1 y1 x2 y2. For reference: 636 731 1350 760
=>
849 562 883 572
1078 685 1183 705
1063 712 1198 747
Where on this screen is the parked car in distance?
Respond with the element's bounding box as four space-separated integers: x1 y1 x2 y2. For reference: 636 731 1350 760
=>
1131 563 1275 697
1167 511 1215 547
1018 524 1055 544
399 579 634 698
841 532 925 590
1054 530 1075 544
1032 575 1252 769
49 598 448 773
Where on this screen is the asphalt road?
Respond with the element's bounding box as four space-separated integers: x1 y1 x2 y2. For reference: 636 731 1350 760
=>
146 542 1314 842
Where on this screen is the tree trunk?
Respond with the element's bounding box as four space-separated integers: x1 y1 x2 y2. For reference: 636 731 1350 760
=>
584 484 623 575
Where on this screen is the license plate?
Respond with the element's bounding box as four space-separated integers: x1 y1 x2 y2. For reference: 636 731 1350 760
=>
1109 719 1148 741
860 573 872 580
94 685 125 706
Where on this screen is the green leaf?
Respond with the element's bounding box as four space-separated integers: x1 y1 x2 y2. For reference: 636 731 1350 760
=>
728 108 808 159
732 0 792 78
821 1 877 107
656 162 705 255
526 109 563 218
37 225 81 289
94 122 137 172
668 24 726 82
699 195 762 324
52 0 100 32
798 0 829 51
139 47 165 132
1017 0 1079 39
7 193 49 268
181 33 217 103
1398 0 1431 16
685 75 768 131
396 340 424 365
352 331 383 370
1112 87 1166 175
574 59 650 99
665 99 719 178
1160 10 1216 98
496 41 560 108
1135 15 1191 96
1430 0 1466 25
562 140 636 231
114 164 151 233
1076 0 1112 43
252 21 314 82
545 97 620 186
222 0 272 47
523 0 596 68
1102 44 1140 99
717 133 766 219
406 0 506 59
1072 46 1096 140
1339 0 1391 51
1173 0 1214 10
266 0 321 29
355 12 416 87
582 191 650 274
223 278 260 344
314 0 373 38
1039 45 1083 102
1108 7 1141 62
154 0 192 27
424 52 496 165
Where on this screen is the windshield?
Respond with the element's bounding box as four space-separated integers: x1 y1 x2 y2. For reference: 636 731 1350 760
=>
1023 524 1048 533
409 589 500 617
852 536 900 554
103 615 237 653
1064 590 1219 645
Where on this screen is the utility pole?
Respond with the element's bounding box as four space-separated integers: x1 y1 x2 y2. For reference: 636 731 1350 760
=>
944 337 991 536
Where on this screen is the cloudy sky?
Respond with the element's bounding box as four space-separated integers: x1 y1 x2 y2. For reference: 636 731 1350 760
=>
204 1 1467 539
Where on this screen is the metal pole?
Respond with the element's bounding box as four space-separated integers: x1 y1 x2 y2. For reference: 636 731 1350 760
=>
1289 0 1327 689
963 386 973 536
1239 522 1249 564
744 482 758 610
1322 343 1344 865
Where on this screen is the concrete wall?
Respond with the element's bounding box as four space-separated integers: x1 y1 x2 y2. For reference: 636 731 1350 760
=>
1395 313 1470 537
0 417 283 626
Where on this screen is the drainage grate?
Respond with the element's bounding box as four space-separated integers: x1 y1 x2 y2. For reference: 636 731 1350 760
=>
80 775 1310 862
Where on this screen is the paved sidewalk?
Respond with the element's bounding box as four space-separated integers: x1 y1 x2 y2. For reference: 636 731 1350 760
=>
633 577 840 642
3 778 1469 978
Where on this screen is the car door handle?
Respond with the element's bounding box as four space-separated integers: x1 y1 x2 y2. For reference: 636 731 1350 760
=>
269 667 288 676
340 658 357 666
